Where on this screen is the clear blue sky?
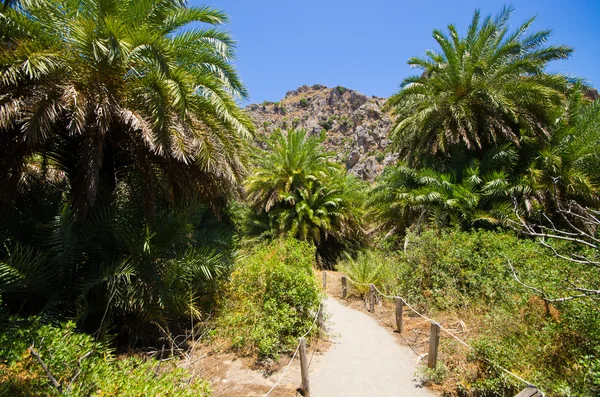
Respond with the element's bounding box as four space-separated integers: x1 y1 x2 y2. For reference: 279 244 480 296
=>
199 0 600 104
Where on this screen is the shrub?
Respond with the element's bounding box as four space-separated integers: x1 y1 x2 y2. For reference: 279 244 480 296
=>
388 229 600 396
318 118 334 131
338 251 400 297
299 97 308 108
0 312 210 397
217 238 321 359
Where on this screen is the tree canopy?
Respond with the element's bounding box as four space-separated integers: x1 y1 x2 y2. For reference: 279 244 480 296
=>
0 0 254 215
386 6 572 163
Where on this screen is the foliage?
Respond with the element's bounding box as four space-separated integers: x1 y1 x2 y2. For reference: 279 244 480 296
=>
386 6 571 163
0 0 254 215
244 129 366 262
217 238 321 359
0 312 210 396
318 118 334 131
0 175 236 346
351 230 600 396
373 97 600 236
370 149 516 234
417 363 449 386
338 250 400 297
513 97 600 214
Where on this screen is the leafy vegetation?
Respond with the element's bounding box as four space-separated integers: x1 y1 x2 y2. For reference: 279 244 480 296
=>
244 129 366 263
345 230 600 396
217 238 321 359
1 179 235 345
386 6 571 163
0 309 211 396
0 1 599 396
0 0 254 214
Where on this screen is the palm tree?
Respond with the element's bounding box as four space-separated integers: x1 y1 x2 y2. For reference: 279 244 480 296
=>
246 129 338 213
245 129 364 260
386 6 572 164
371 148 516 234
0 0 254 215
513 98 600 215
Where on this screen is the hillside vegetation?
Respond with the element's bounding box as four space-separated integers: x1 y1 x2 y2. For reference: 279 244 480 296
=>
1 2 599 396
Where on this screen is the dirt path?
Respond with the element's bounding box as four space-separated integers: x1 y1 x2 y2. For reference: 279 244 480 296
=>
309 296 437 397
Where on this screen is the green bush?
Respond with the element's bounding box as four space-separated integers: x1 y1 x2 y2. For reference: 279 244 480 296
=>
339 230 600 395
217 238 321 359
395 230 600 396
318 118 334 131
338 251 400 297
0 312 210 397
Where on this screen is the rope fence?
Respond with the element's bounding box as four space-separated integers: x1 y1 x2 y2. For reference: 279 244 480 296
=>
263 303 322 397
338 273 544 397
263 270 543 397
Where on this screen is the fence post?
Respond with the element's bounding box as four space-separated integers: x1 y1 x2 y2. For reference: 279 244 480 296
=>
317 303 324 337
299 337 311 397
428 322 440 369
341 276 347 299
369 284 375 313
395 297 404 333
514 386 543 397
322 271 327 289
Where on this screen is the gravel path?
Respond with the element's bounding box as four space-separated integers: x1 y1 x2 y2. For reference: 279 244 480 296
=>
309 297 437 397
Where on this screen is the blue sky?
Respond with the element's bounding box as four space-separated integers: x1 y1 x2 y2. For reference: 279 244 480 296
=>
200 0 600 104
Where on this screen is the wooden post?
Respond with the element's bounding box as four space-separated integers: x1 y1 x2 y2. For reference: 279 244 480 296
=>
514 386 543 397
428 322 440 369
369 284 375 313
395 297 404 333
341 276 347 299
317 303 324 337
322 271 327 289
299 337 310 397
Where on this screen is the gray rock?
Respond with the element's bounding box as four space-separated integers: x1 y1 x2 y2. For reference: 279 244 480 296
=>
382 153 399 166
349 91 368 110
346 150 361 169
328 88 342 107
356 126 367 147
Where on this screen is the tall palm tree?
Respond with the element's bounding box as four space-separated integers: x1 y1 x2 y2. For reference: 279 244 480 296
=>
245 129 364 258
246 129 338 213
0 0 254 215
386 6 572 164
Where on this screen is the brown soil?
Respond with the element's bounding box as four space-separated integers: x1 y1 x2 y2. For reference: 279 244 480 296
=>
180 303 331 396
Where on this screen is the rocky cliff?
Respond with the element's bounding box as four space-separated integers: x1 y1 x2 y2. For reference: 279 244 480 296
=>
246 84 397 180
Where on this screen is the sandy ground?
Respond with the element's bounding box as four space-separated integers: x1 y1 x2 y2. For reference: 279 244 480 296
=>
309 296 437 397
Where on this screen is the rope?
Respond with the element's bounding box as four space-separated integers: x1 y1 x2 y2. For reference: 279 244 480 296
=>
343 274 544 395
263 304 322 397
263 344 300 397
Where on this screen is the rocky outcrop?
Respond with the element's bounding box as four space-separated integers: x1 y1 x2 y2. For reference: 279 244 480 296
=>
247 84 394 180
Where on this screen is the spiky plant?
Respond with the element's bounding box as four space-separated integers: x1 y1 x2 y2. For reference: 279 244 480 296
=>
245 129 365 259
513 98 600 215
0 0 254 215
371 146 517 234
0 177 234 345
386 6 572 163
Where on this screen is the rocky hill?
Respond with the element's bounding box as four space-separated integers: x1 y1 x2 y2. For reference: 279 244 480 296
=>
246 84 397 180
